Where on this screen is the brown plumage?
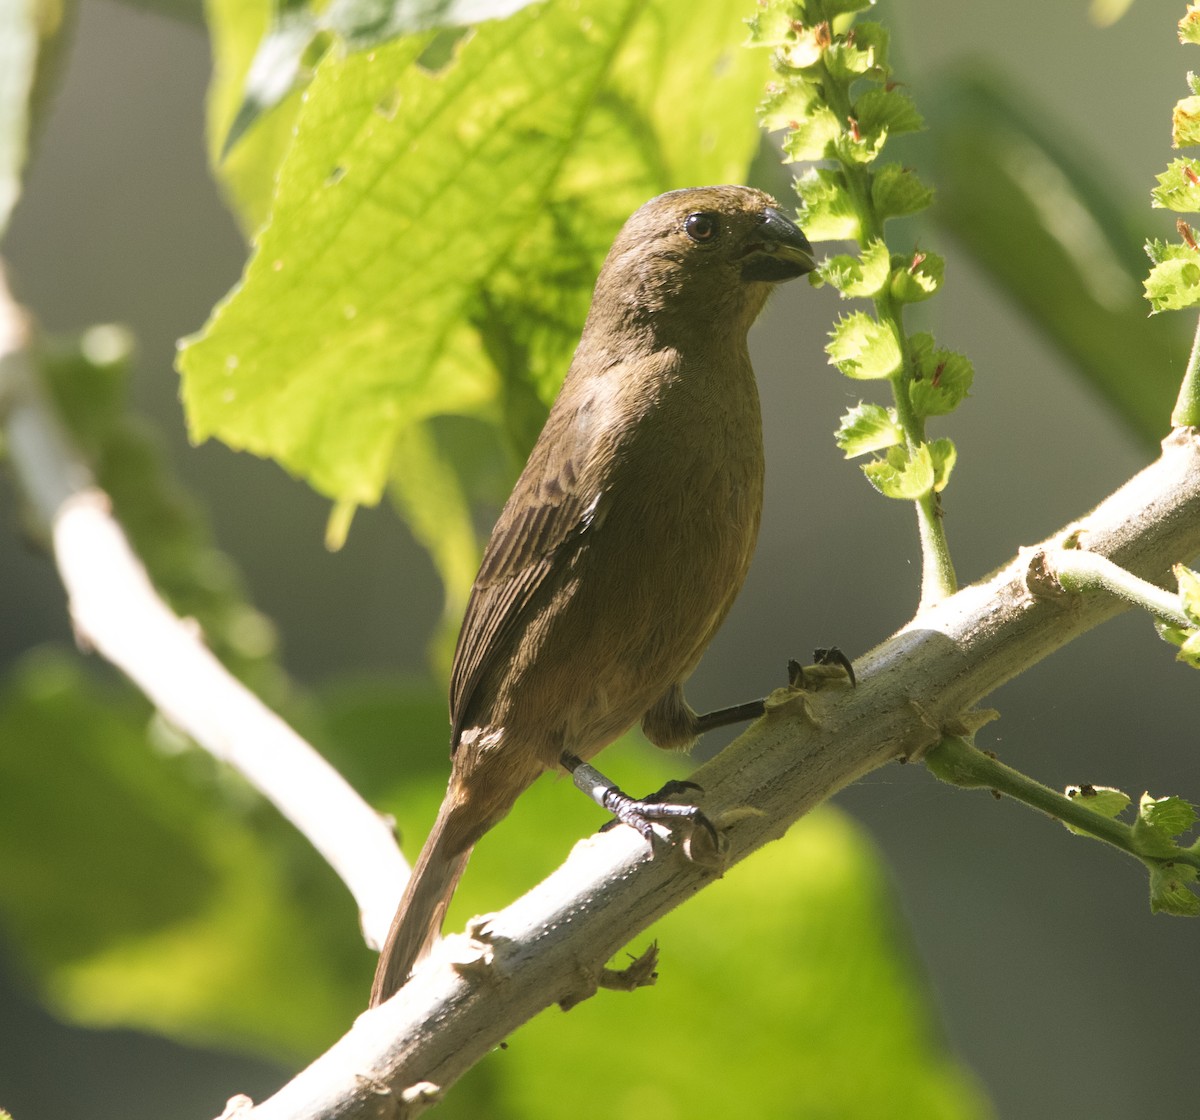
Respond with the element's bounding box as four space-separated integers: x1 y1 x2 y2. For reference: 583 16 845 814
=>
370 186 814 1006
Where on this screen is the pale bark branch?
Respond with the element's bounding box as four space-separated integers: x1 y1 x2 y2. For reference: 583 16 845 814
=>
0 266 408 950
233 429 1200 1119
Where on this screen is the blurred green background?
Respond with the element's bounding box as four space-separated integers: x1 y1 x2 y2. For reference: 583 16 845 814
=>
1 1 1197 1117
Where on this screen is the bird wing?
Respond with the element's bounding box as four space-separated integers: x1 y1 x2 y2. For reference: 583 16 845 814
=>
448 422 604 751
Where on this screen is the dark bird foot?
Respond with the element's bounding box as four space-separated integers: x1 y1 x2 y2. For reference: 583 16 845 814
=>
691 648 856 739
562 753 718 848
789 647 856 690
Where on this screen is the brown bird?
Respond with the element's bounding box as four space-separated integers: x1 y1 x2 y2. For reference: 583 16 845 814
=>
370 185 815 1006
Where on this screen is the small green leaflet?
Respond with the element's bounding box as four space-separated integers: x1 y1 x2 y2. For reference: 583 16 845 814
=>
826 311 903 379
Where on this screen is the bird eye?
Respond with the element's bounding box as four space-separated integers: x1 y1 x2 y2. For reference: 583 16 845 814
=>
684 212 720 243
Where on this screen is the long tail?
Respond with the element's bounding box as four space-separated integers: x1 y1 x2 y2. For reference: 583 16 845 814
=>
370 793 473 1007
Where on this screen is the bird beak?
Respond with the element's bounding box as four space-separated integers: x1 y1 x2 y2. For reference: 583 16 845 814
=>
740 207 816 282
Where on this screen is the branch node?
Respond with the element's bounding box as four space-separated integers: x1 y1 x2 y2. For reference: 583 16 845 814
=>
215 1095 254 1120
899 699 942 761
762 682 815 721
1165 424 1200 451
555 965 600 1011
448 921 502 979
399 1081 442 1109
943 707 1000 738
597 941 660 994
1021 546 1069 602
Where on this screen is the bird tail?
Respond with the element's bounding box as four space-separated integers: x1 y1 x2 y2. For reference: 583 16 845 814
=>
370 794 473 1007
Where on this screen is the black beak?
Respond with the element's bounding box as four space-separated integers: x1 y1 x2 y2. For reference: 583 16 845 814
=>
740 207 816 282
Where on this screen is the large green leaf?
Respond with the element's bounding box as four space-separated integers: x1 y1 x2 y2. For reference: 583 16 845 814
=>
180 0 769 515
204 0 302 233
926 70 1188 445
217 0 544 167
0 652 369 1058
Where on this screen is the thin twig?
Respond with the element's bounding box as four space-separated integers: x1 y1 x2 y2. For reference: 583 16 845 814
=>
1170 313 1200 428
0 265 408 950
1048 547 1191 628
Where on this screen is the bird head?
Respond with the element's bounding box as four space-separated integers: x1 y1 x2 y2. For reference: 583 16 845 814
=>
589 185 816 336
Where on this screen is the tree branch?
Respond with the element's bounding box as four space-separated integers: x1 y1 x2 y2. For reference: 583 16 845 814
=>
0 265 408 950
232 428 1200 1119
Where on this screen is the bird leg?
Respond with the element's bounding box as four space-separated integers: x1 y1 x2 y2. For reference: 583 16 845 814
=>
560 650 854 847
694 647 856 733
561 752 718 847
693 697 766 734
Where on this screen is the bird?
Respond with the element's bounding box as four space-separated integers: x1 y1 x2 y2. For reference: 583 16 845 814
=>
370 185 815 1006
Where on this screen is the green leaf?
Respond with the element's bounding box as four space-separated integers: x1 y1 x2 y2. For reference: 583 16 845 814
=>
1142 793 1198 838
330 0 542 46
206 0 308 234
872 162 934 223
1145 237 1183 265
759 77 825 132
1173 94 1200 148
823 20 888 82
0 652 370 1058
1149 863 1200 916
219 0 544 162
835 402 901 458
821 238 890 298
776 25 832 73
216 4 326 162
889 248 944 303
928 436 956 493
907 333 974 417
183 0 770 517
1176 628 1200 668
862 443 935 500
1144 254 1200 312
843 86 923 163
744 1 796 48
1154 618 1200 667
1150 158 1200 212
826 311 903 379
929 70 1185 446
1132 793 1198 858
1062 784 1132 835
1183 7 1200 46
780 104 843 162
1174 563 1200 624
794 166 860 242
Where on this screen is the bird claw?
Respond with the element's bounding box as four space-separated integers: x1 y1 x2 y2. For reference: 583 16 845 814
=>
600 785 718 850
787 647 856 691
644 778 704 801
